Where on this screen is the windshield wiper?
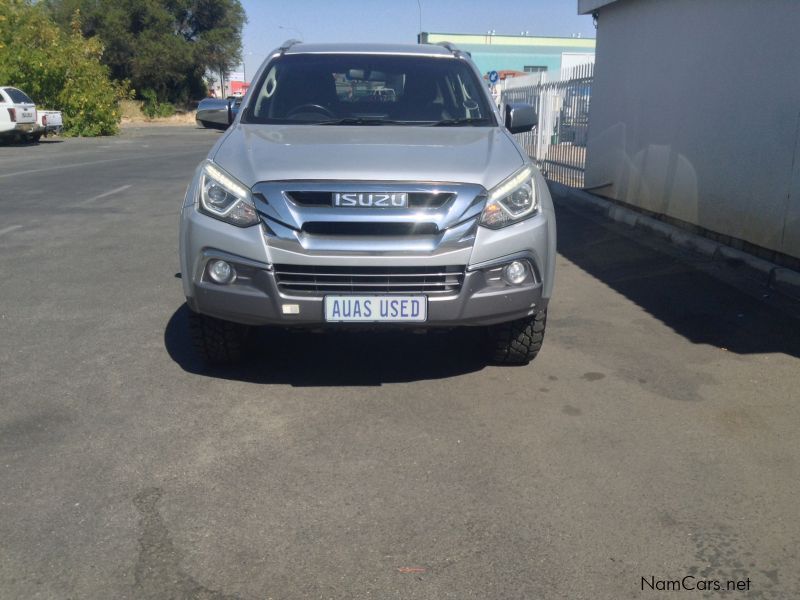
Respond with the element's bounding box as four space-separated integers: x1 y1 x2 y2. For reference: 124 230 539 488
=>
317 117 412 126
430 117 491 127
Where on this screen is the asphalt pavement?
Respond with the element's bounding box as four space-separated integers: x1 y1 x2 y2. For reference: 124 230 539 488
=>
1 126 798 599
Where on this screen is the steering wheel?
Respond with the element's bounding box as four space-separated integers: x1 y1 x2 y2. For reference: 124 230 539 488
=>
286 103 336 119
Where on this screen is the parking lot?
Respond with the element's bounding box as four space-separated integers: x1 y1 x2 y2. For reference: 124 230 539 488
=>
1 127 799 599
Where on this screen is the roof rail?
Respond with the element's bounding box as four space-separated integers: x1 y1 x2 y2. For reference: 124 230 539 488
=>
279 39 302 54
435 41 459 54
433 41 472 59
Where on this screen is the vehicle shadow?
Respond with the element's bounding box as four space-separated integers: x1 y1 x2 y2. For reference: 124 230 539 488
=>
164 303 489 386
553 188 800 358
195 124 227 131
0 138 63 147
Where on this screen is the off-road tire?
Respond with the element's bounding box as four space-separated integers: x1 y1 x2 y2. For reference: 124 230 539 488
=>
487 309 547 365
188 311 251 364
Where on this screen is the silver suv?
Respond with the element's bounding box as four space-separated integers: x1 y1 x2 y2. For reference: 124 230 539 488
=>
179 42 556 365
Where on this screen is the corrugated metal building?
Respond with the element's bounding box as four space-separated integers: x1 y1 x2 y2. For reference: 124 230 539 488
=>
580 0 800 263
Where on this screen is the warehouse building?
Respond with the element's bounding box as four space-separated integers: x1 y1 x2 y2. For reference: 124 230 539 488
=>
418 32 595 78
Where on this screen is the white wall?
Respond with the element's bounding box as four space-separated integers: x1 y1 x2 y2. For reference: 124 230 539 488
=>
586 0 800 259
561 53 595 77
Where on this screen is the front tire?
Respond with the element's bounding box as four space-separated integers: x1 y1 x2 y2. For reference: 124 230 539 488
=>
188 312 251 364
487 310 547 365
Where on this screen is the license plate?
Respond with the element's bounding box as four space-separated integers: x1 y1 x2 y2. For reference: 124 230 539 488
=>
21 112 33 119
324 295 427 322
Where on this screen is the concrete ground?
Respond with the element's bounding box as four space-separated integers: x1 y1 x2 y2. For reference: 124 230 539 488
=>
1 127 798 599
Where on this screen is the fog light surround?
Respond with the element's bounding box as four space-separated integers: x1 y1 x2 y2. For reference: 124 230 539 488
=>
503 260 528 285
208 259 236 285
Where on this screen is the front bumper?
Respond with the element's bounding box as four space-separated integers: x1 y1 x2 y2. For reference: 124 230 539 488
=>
180 169 556 327
185 249 545 327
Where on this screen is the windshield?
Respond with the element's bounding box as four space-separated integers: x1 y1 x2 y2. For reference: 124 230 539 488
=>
242 54 495 126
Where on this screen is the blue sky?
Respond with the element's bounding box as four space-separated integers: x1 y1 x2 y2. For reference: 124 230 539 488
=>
238 0 594 78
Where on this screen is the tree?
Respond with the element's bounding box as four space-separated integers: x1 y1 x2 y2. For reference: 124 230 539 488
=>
45 0 246 104
0 0 128 136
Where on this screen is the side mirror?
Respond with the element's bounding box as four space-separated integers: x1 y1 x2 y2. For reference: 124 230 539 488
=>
227 99 241 126
505 103 537 134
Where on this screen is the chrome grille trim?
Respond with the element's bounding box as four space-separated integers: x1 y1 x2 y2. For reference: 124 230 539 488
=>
286 191 456 208
274 264 465 295
252 181 486 253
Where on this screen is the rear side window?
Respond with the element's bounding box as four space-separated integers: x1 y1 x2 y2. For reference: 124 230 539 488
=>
5 88 34 104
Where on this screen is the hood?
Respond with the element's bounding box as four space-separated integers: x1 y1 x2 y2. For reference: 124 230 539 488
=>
212 124 525 190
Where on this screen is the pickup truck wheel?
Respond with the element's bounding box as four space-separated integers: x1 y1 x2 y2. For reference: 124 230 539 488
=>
188 312 251 364
487 310 547 365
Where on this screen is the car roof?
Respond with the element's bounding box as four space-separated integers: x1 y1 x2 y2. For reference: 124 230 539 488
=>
282 43 454 57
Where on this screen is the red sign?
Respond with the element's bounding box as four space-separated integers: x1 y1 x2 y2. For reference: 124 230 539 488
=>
230 81 250 96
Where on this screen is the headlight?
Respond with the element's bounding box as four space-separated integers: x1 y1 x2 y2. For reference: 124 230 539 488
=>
479 166 539 229
198 161 259 227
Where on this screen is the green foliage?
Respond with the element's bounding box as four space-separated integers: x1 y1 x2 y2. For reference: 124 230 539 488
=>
0 0 129 136
46 0 246 104
140 89 175 119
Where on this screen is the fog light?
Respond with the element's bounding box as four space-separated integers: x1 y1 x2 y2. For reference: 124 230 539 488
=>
503 260 527 285
208 259 235 284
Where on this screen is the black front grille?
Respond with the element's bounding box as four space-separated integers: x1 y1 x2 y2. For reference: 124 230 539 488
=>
286 191 454 208
301 222 439 236
274 264 465 295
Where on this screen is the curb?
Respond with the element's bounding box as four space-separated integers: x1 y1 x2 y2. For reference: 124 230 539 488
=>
549 182 800 301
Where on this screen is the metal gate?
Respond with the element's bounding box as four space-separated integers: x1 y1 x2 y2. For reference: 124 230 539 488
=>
500 63 593 188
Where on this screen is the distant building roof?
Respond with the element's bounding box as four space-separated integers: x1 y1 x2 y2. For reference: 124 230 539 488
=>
284 42 453 56
420 32 595 49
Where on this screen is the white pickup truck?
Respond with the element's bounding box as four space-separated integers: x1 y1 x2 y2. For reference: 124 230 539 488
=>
35 110 63 138
0 86 37 142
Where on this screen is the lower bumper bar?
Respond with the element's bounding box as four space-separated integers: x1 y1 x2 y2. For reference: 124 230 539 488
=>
186 253 545 327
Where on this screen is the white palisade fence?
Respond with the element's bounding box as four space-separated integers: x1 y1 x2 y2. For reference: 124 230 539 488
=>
500 63 593 188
